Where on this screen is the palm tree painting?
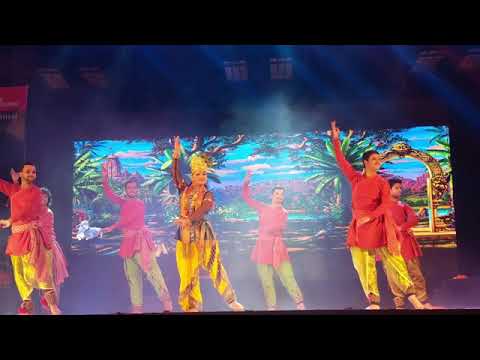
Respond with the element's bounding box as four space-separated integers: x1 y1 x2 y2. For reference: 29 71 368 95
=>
143 136 244 198
425 126 451 174
73 149 106 207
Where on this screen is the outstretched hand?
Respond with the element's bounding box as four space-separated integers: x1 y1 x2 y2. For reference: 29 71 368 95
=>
0 219 11 229
173 136 181 159
357 216 373 227
102 226 114 234
417 207 427 218
174 216 191 228
329 120 340 140
10 168 20 184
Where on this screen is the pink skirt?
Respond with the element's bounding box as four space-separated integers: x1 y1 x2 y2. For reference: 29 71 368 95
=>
51 240 69 288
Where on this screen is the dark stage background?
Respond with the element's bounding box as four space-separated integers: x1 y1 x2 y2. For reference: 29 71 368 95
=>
0 45 479 313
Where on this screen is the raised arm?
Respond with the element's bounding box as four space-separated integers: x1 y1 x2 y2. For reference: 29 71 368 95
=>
102 164 125 205
401 204 419 231
171 136 187 192
330 121 359 183
242 171 266 211
189 191 215 222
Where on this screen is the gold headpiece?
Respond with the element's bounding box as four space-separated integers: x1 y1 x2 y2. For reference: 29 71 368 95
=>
190 153 213 174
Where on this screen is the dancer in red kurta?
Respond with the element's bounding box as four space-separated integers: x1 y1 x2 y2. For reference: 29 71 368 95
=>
242 170 304 310
0 164 61 315
101 164 172 313
330 121 424 310
386 178 435 309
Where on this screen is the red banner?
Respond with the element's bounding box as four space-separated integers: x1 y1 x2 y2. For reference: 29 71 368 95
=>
0 86 28 286
0 85 29 142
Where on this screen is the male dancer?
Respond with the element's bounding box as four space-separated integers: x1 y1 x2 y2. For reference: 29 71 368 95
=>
102 163 173 313
172 136 244 312
0 164 61 315
6 170 69 311
386 178 435 309
242 170 304 310
330 121 424 310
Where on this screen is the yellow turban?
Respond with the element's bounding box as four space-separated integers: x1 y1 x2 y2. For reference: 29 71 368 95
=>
190 153 213 174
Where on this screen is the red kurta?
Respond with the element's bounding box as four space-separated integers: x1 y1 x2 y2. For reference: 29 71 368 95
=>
103 176 155 271
333 138 397 250
0 179 50 256
390 201 422 261
242 182 290 267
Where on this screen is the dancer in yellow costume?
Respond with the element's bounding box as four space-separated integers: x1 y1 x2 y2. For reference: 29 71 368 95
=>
172 136 244 312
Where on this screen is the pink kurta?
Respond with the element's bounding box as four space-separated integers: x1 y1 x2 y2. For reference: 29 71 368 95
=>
333 138 401 252
103 176 156 272
0 179 50 255
390 201 422 261
242 182 290 268
39 208 69 287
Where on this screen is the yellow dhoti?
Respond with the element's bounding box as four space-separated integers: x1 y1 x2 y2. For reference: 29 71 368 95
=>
10 222 55 301
350 246 414 304
176 221 236 312
11 250 54 301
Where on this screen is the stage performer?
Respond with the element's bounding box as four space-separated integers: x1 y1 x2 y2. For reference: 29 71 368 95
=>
102 163 173 313
0 164 61 315
36 187 69 311
172 136 244 312
2 180 70 311
242 170 304 310
386 178 436 309
330 121 425 310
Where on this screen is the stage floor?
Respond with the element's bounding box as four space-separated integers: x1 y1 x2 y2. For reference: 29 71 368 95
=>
0 247 476 315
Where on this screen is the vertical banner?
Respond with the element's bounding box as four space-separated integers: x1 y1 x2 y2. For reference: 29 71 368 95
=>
0 85 28 169
0 85 28 287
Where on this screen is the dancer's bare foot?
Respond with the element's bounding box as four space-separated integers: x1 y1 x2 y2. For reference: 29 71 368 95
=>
131 305 143 314
49 305 62 315
423 302 446 310
296 302 306 310
228 301 245 312
407 295 425 310
422 302 433 310
163 299 173 313
365 304 381 310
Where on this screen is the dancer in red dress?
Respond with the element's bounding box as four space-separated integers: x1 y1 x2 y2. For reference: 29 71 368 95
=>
0 164 61 315
330 121 424 309
242 170 304 310
386 178 435 309
101 163 172 313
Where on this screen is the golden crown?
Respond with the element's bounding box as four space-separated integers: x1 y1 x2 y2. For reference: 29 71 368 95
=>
190 153 214 173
